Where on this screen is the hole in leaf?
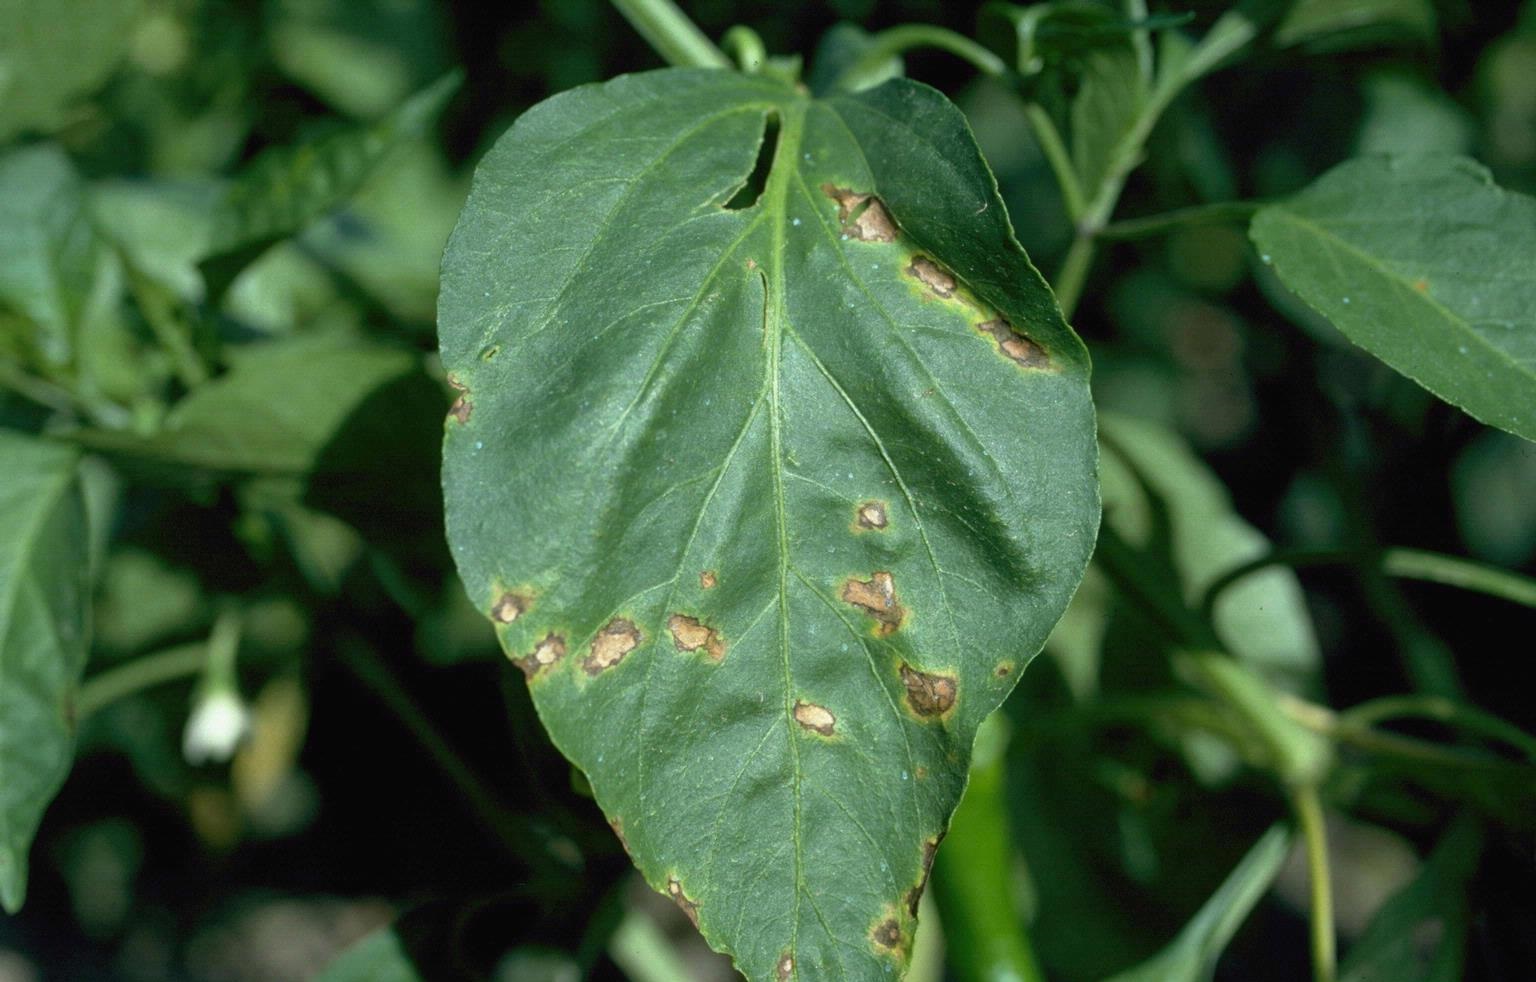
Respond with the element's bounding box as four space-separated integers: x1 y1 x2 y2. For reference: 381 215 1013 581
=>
722 111 780 211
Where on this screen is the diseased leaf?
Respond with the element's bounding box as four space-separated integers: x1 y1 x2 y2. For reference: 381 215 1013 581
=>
1104 823 1292 982
0 0 141 141
1251 156 1536 443
439 69 1098 981
197 72 459 304
0 431 90 913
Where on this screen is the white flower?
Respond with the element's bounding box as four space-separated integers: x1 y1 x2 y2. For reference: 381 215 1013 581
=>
182 690 252 765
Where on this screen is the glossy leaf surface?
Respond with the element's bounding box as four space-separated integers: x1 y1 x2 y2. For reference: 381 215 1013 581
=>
0 431 89 913
1252 155 1536 443
439 69 1098 980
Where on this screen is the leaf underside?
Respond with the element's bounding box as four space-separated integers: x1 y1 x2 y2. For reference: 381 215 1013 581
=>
439 69 1098 981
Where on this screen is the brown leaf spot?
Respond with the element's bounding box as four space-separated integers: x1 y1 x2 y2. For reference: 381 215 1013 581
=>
906 834 944 917
907 256 956 298
871 918 902 949
793 700 836 736
977 319 1050 368
514 633 566 678
584 618 641 674
747 258 758 271
842 571 904 635
900 663 957 717
666 877 700 928
1414 278 1430 293
995 661 1014 678
855 501 889 531
667 613 725 661
490 591 529 624
608 816 631 856
699 569 718 590
447 375 473 424
914 766 927 780
822 184 898 243
776 953 795 981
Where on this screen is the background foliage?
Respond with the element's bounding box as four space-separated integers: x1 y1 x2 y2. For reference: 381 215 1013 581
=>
2 1 1535 981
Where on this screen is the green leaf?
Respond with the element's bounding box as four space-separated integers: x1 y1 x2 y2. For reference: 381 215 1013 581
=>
439 69 1098 981
0 430 90 913
0 145 102 370
1275 0 1436 50
1097 413 1319 693
315 927 424 982
0 0 141 141
1251 156 1536 443
197 72 460 305
1104 823 1292 982
69 338 419 478
1340 816 1482 982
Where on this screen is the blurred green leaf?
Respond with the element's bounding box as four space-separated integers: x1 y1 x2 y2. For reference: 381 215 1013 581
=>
1452 431 1536 566
0 0 141 141
197 72 460 305
1340 817 1482 982
69 338 419 478
1251 156 1536 443
1105 823 1292 982
1275 0 1436 49
0 145 103 370
0 430 90 913
1098 413 1320 692
1072 44 1147 197
315 926 424 982
1355 72 1473 158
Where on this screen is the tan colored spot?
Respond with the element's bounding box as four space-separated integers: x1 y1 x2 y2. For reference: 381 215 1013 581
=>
855 501 889 531
584 618 641 674
447 375 472 424
609 816 631 856
1414 278 1429 293
871 918 902 949
514 633 566 678
976 319 1050 368
995 661 1014 678
700 570 717 590
747 258 758 271
907 256 956 298
842 571 904 635
822 184 897 243
906 834 943 917
900 662 957 717
914 766 927 780
490 591 529 624
793 700 836 736
776 953 795 981
666 877 700 927
667 613 725 661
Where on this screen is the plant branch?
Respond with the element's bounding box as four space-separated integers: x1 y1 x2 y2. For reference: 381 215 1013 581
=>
1341 695 1536 763
76 642 208 719
1023 104 1086 221
1291 784 1336 982
609 0 731 69
1098 200 1260 240
835 25 1007 92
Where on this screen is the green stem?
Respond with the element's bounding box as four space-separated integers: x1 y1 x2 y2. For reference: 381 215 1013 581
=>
609 907 698 982
720 25 766 73
835 25 1007 91
0 361 83 416
76 642 208 719
1053 232 1098 320
1097 200 1261 240
609 0 730 68
1199 547 1536 627
1278 695 1532 776
930 715 1048 982
1023 104 1086 222
1290 785 1336 982
1341 695 1536 763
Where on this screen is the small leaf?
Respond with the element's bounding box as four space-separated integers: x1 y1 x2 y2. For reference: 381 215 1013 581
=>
440 69 1098 981
1275 0 1436 50
0 0 140 141
197 72 460 304
1251 155 1536 443
0 430 90 913
315 927 424 982
1104 823 1292 982
1340 816 1482 982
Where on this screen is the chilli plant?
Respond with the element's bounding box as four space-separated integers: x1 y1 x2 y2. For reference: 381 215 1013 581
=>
1 2 1535 982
